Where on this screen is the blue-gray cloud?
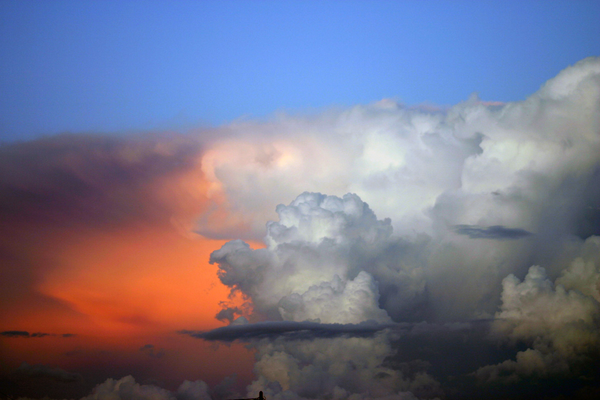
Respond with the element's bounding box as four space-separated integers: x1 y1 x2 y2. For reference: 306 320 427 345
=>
179 320 479 343
453 225 533 240
179 320 399 342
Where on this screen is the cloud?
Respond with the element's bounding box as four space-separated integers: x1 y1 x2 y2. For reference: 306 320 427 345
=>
0 330 76 338
139 344 166 359
13 362 82 383
80 375 211 400
3 57 600 400
207 192 445 399
180 320 475 343
201 58 600 397
210 192 425 324
475 240 600 383
179 321 397 342
1 330 30 337
0 132 205 229
453 225 533 240
215 306 243 324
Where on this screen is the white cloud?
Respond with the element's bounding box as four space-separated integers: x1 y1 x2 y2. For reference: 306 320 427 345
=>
201 57 600 396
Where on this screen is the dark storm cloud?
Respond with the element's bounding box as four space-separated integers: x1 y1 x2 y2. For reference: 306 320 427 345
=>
0 331 76 338
215 306 242 324
139 344 165 358
453 225 533 240
1 330 30 337
0 133 202 228
180 320 478 343
179 320 399 342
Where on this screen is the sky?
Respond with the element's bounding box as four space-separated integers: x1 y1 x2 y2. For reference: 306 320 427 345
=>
1 0 600 140
1 1 600 400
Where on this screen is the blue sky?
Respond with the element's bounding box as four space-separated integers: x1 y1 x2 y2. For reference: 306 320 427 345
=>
1 0 599 141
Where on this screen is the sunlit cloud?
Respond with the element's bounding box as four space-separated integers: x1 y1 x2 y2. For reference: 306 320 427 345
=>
2 57 600 400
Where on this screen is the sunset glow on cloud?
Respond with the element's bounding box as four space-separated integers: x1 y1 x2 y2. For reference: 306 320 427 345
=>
2 2 600 400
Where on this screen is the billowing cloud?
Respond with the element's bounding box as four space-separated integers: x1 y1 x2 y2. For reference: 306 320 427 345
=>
80 375 211 400
475 236 600 383
3 57 600 400
206 192 444 399
198 57 600 400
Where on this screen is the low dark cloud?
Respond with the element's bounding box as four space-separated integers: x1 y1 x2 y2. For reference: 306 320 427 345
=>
453 225 533 240
180 320 399 342
13 362 83 383
1 330 30 337
139 344 165 358
181 320 481 344
0 330 76 338
215 306 242 324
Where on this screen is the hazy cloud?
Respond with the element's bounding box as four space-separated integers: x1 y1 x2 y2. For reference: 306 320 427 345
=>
3 57 600 400
453 225 533 240
139 344 166 359
13 362 82 383
80 375 211 400
200 57 600 400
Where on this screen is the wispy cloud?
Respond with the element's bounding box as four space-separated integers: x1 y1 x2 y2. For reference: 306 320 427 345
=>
0 331 76 338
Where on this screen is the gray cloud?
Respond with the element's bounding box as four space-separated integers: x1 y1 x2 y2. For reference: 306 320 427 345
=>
179 321 398 342
139 344 166 359
453 225 533 240
13 362 82 383
4 57 600 400
0 133 202 229
0 330 29 337
78 375 212 400
201 58 600 398
0 330 76 338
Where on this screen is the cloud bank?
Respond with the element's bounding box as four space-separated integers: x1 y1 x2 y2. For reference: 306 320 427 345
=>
201 57 600 400
2 57 600 400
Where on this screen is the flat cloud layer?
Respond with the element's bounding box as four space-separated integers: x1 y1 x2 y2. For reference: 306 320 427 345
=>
179 321 398 342
2 57 600 400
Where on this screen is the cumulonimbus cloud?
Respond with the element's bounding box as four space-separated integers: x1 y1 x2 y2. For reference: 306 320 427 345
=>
3 57 600 400
199 57 600 400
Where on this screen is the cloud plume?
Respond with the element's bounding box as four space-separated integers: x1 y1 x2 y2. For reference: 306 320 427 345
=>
3 57 600 400
200 57 600 400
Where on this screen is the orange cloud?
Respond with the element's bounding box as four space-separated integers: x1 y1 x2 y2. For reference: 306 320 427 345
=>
0 133 258 386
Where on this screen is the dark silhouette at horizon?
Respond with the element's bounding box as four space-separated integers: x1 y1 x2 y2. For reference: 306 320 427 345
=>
230 391 265 400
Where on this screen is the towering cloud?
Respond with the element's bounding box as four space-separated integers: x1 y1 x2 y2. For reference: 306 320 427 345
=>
209 193 441 399
199 57 600 399
2 58 600 400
